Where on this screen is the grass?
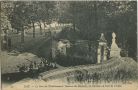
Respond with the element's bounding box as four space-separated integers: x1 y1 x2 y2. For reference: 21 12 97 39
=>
40 57 138 83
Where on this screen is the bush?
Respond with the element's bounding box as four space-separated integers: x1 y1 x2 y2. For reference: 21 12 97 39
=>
55 54 93 67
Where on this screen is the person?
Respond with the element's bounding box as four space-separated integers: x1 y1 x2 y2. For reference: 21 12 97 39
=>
34 61 37 69
19 64 26 73
29 62 33 72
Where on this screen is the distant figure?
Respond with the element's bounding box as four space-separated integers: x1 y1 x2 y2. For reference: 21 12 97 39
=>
29 62 33 70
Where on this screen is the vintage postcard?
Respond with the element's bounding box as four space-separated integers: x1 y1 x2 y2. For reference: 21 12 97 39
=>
0 0 137 90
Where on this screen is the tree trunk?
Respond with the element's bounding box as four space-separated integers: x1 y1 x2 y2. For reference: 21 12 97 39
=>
0 2 1 52
73 21 75 32
73 3 76 32
4 29 8 50
21 27 24 43
32 22 35 38
17 30 19 34
94 2 98 32
88 41 92 52
43 22 47 37
39 22 42 35
0 37 1 52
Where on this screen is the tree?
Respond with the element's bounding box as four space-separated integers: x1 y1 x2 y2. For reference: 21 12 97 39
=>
27 2 39 38
10 2 31 43
35 2 57 35
57 1 137 59
1 2 13 50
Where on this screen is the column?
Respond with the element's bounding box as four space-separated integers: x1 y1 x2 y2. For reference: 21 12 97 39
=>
97 46 101 63
103 46 107 61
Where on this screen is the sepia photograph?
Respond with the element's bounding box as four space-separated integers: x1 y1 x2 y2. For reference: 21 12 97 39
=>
0 0 137 90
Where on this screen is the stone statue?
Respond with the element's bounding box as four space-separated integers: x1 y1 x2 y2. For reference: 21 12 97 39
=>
112 32 116 41
110 32 121 58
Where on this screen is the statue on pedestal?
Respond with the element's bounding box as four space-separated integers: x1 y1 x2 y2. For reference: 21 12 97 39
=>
110 32 121 58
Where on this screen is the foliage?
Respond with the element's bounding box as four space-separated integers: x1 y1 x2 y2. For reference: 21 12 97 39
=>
1 2 13 32
58 1 137 59
43 57 138 83
10 2 30 31
55 54 94 67
2 1 137 59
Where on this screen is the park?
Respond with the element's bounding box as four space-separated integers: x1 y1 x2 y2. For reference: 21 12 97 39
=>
0 1 137 88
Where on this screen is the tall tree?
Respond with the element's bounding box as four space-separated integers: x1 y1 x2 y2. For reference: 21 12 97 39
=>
10 2 31 43
1 2 13 50
27 2 39 38
57 1 137 59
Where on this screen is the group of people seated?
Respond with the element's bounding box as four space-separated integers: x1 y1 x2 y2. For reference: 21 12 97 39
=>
17 58 57 76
